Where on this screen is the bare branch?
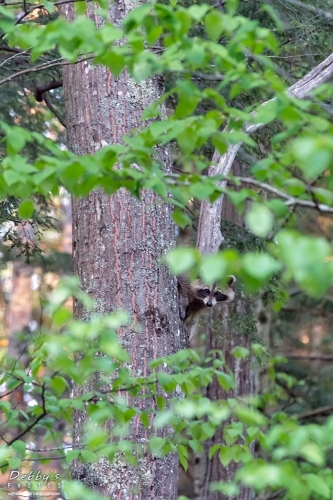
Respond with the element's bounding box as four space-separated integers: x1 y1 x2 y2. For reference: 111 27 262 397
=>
0 56 93 87
197 52 333 255
34 77 66 126
43 92 66 127
165 173 333 214
233 176 333 214
34 78 63 101
0 47 30 68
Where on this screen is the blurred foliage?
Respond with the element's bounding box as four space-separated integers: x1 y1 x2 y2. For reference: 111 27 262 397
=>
1 283 333 499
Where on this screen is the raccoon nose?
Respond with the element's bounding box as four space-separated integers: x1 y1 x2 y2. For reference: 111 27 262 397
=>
206 300 212 307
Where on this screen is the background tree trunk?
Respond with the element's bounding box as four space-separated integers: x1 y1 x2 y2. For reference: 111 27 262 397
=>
194 161 256 500
61 2 182 498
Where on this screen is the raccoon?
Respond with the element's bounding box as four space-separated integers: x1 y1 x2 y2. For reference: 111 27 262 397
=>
177 274 235 338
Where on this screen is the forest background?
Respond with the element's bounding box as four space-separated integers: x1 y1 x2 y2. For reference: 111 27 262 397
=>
1 0 333 499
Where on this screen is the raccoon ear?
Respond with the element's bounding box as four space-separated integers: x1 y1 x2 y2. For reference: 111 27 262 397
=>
227 275 236 287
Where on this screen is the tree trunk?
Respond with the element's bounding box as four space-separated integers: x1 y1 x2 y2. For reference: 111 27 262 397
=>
194 161 256 500
200 297 255 500
61 3 182 499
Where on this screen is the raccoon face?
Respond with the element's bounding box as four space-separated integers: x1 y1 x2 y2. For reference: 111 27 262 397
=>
195 276 235 308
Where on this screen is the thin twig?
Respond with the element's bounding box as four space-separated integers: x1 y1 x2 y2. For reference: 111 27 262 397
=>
0 381 24 399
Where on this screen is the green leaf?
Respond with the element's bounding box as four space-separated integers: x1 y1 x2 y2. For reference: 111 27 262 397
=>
172 208 191 229
178 444 188 470
189 182 215 201
305 474 330 499
123 3 152 32
205 10 224 41
6 128 27 154
200 254 227 285
8 457 21 469
300 443 325 466
188 4 210 20
3 170 21 186
102 49 126 76
216 372 235 391
209 444 221 459
292 136 333 179
149 437 165 453
0 5 15 19
65 449 81 463
11 440 26 458
63 481 107 500
242 253 281 280
44 0 55 13
246 203 273 237
80 450 98 463
231 347 250 360
74 1 87 15
140 413 150 428
219 446 234 466
164 247 199 275
226 0 239 15
277 230 332 296
18 200 34 220
50 376 68 396
234 406 267 426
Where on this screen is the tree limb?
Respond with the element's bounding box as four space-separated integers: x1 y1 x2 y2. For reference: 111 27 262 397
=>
233 176 333 214
197 52 333 254
165 173 333 214
34 78 63 102
43 92 66 127
0 55 93 86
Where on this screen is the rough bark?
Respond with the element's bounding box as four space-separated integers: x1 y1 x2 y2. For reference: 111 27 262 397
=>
198 293 255 500
194 166 256 500
61 2 182 499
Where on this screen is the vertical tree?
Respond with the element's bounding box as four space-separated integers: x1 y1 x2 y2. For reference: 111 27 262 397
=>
61 2 182 498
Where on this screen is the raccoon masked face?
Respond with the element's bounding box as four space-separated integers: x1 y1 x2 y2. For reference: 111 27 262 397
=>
195 276 235 308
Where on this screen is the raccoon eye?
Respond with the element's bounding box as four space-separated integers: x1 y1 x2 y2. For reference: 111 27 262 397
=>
215 291 228 301
204 289 210 294
197 289 210 298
